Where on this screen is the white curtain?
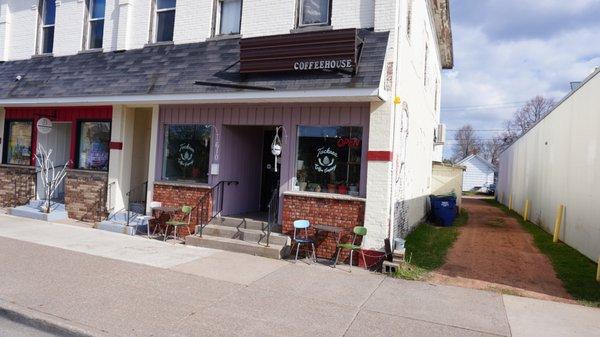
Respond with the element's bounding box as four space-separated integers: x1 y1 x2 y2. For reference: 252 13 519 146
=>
220 0 242 35
302 0 329 25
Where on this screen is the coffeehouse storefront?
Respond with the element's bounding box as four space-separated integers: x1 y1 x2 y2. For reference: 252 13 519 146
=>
0 27 390 258
148 28 388 258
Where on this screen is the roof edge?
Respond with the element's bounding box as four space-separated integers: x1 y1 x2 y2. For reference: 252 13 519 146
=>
430 0 454 69
0 88 384 107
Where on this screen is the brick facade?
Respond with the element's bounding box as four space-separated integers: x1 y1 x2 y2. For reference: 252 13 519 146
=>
64 170 108 222
0 165 36 207
282 193 366 262
152 183 212 236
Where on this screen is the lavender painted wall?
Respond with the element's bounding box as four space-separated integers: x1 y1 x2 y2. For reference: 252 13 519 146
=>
157 103 370 215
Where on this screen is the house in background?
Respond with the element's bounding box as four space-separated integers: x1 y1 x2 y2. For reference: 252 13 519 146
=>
0 0 453 259
457 154 496 192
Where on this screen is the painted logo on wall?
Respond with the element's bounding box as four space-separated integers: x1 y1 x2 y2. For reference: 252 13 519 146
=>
315 147 338 173
178 144 195 167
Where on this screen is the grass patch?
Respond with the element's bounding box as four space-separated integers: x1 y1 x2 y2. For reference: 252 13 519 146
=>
395 209 468 280
484 199 600 307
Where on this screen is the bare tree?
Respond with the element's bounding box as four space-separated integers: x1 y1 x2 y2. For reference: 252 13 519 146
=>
480 135 504 167
504 96 555 143
35 144 71 213
452 124 481 162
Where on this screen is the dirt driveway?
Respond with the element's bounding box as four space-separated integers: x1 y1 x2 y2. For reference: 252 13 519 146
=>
428 197 573 302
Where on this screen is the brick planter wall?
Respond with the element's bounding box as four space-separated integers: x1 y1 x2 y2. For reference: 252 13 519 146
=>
282 193 366 262
152 182 212 236
65 170 108 222
0 165 36 207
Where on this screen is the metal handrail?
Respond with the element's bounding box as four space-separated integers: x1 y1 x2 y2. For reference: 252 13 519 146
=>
263 188 279 247
196 180 239 237
125 181 148 226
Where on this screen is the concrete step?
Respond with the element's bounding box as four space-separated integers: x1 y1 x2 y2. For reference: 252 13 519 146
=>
210 216 268 231
186 235 289 260
200 224 291 246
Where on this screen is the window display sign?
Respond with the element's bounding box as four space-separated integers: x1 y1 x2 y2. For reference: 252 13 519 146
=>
78 121 111 171
163 125 212 183
36 118 53 135
315 147 338 173
296 126 363 195
4 121 33 166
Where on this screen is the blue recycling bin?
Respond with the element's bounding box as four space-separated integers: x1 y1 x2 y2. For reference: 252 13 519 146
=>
430 195 457 227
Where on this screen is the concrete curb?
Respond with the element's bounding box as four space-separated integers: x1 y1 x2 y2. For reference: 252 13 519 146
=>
0 299 111 337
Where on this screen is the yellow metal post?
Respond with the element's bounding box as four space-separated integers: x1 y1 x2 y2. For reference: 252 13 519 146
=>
597 257 600 282
509 195 513 210
523 199 530 221
553 204 565 243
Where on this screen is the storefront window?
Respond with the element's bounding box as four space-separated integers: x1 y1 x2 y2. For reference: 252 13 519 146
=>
78 121 111 171
296 126 362 195
162 125 212 183
3 121 33 166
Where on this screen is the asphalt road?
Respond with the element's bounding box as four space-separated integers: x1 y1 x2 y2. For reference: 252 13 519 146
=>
0 316 58 337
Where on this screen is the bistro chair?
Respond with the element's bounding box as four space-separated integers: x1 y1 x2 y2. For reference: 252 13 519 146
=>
292 220 317 263
334 226 368 272
164 205 193 242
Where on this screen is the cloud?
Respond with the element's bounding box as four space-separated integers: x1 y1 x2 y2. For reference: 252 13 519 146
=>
441 1 600 158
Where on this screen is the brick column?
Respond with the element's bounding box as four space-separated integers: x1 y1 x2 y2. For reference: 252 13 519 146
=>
65 170 109 222
363 101 395 251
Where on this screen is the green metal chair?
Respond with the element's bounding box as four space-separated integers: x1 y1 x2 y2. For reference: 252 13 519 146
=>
334 226 367 271
164 205 193 242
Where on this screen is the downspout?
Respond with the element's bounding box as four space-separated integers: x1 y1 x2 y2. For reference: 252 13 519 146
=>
388 1 403 246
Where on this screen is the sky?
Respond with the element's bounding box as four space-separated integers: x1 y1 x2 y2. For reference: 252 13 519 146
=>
441 0 600 158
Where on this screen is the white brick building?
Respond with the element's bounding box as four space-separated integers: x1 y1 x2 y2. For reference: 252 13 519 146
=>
0 0 453 262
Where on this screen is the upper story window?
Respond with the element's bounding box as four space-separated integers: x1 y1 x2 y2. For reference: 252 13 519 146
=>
298 0 331 27
216 0 242 35
154 0 176 42
86 0 105 49
38 0 56 54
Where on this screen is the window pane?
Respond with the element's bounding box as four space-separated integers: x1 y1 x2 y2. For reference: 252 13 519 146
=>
220 0 241 35
5 122 32 166
157 0 176 10
163 125 211 183
43 0 56 25
156 10 175 42
301 0 329 25
296 126 363 195
89 20 104 49
42 26 54 54
78 122 111 171
90 0 106 19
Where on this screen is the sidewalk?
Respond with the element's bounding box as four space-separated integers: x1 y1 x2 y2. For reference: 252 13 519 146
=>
0 214 598 337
